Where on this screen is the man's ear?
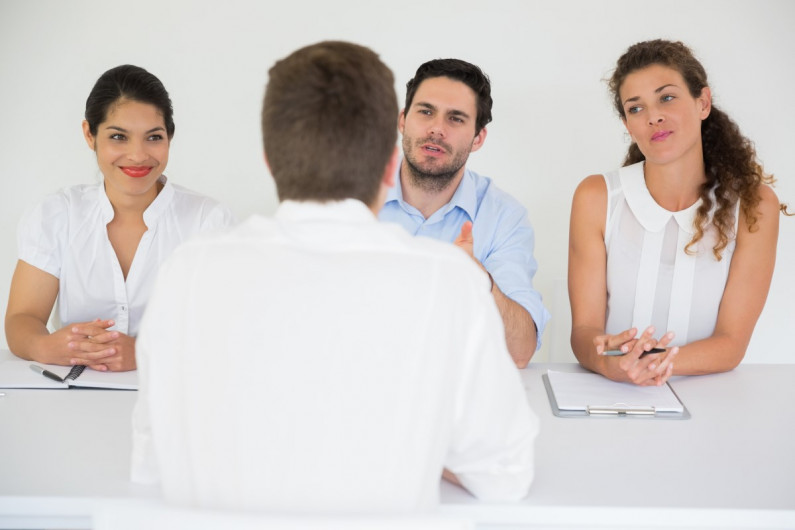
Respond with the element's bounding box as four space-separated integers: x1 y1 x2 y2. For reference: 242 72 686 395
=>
398 109 406 135
382 145 399 188
82 120 96 150
470 126 487 153
368 145 400 216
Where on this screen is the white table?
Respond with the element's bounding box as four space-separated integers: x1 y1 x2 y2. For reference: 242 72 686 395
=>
1 354 793 529
440 363 795 529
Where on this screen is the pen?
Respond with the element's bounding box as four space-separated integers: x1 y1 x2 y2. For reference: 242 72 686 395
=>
603 347 666 357
29 364 65 383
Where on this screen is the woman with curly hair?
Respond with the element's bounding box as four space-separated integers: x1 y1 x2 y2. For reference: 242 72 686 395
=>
569 39 787 385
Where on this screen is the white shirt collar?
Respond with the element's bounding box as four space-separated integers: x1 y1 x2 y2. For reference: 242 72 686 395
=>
275 199 376 223
95 175 174 228
619 162 703 234
142 176 174 228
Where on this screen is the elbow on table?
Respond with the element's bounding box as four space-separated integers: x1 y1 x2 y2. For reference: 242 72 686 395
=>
513 355 531 370
454 432 537 502
676 341 749 376
460 466 535 503
510 331 538 369
721 351 746 373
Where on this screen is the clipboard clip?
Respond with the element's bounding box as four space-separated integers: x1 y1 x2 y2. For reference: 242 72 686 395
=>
587 403 656 415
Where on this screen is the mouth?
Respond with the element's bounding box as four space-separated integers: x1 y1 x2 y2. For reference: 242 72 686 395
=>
421 143 446 155
121 166 153 178
651 131 673 142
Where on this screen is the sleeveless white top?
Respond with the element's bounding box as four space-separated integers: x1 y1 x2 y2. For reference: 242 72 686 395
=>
604 162 737 346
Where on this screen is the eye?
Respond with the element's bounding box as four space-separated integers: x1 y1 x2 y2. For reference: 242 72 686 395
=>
418 109 432 116
450 116 464 124
661 94 675 103
109 133 126 141
626 105 642 115
147 134 164 141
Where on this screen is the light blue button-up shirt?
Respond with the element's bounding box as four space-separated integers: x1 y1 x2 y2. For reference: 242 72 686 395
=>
379 165 550 348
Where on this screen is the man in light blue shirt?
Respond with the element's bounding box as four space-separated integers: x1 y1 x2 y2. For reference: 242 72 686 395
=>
379 59 549 367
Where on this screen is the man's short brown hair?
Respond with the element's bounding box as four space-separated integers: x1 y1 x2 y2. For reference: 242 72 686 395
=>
262 41 398 205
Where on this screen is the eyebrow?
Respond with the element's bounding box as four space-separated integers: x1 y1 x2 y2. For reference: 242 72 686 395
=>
104 125 166 134
415 101 472 120
622 84 679 106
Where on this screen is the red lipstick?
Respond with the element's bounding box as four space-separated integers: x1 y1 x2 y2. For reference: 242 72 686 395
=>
121 166 152 178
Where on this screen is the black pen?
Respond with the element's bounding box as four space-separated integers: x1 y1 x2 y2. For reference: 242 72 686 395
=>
29 364 65 383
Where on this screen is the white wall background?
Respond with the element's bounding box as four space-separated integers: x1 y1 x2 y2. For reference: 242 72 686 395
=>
0 0 792 363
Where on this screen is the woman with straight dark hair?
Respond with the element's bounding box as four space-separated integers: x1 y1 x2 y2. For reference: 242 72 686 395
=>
569 40 788 385
5 65 233 372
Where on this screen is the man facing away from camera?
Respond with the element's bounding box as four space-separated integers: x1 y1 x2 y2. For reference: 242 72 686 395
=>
131 41 538 513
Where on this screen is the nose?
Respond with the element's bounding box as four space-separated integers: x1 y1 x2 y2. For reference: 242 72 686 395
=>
648 108 665 126
427 116 446 138
126 138 148 163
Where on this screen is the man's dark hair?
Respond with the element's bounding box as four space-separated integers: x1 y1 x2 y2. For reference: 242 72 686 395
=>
262 41 398 205
404 59 492 134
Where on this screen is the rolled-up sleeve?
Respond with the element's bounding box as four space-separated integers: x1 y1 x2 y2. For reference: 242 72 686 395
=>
477 193 551 350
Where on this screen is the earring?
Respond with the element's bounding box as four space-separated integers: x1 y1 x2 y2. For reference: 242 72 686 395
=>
623 132 633 144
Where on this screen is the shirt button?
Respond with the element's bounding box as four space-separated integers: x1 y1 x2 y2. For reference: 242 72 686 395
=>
121 306 127 312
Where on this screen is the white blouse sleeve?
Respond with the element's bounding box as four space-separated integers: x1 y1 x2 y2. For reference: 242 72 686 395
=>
17 193 68 278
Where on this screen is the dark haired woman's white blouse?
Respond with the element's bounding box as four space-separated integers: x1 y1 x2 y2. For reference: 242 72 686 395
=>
17 176 234 337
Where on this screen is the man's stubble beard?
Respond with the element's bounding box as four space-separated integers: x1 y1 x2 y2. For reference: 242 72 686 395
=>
402 135 471 194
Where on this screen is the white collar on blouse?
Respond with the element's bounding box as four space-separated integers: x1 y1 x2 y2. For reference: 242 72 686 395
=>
96 175 174 228
620 162 704 235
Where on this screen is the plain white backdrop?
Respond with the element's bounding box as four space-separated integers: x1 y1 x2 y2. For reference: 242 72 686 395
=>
0 0 792 362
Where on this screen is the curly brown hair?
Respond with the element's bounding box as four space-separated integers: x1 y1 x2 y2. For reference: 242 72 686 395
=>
609 39 786 260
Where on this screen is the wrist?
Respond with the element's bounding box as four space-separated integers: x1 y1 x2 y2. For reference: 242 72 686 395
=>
28 333 55 364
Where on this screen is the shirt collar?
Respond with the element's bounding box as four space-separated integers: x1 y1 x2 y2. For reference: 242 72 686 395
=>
386 160 478 220
385 165 404 204
620 162 702 234
96 175 173 227
275 199 376 223
447 169 478 220
97 181 114 224
142 176 174 228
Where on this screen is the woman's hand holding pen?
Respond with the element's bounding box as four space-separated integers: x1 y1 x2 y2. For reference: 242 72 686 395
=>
66 318 137 372
594 326 678 386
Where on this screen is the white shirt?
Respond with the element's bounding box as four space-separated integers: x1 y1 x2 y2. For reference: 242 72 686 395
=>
132 199 538 513
604 162 737 345
17 177 234 336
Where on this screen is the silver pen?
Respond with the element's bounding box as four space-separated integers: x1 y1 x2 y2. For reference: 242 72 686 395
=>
29 364 65 383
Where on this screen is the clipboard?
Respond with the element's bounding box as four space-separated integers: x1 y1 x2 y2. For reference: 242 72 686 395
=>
542 369 690 420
